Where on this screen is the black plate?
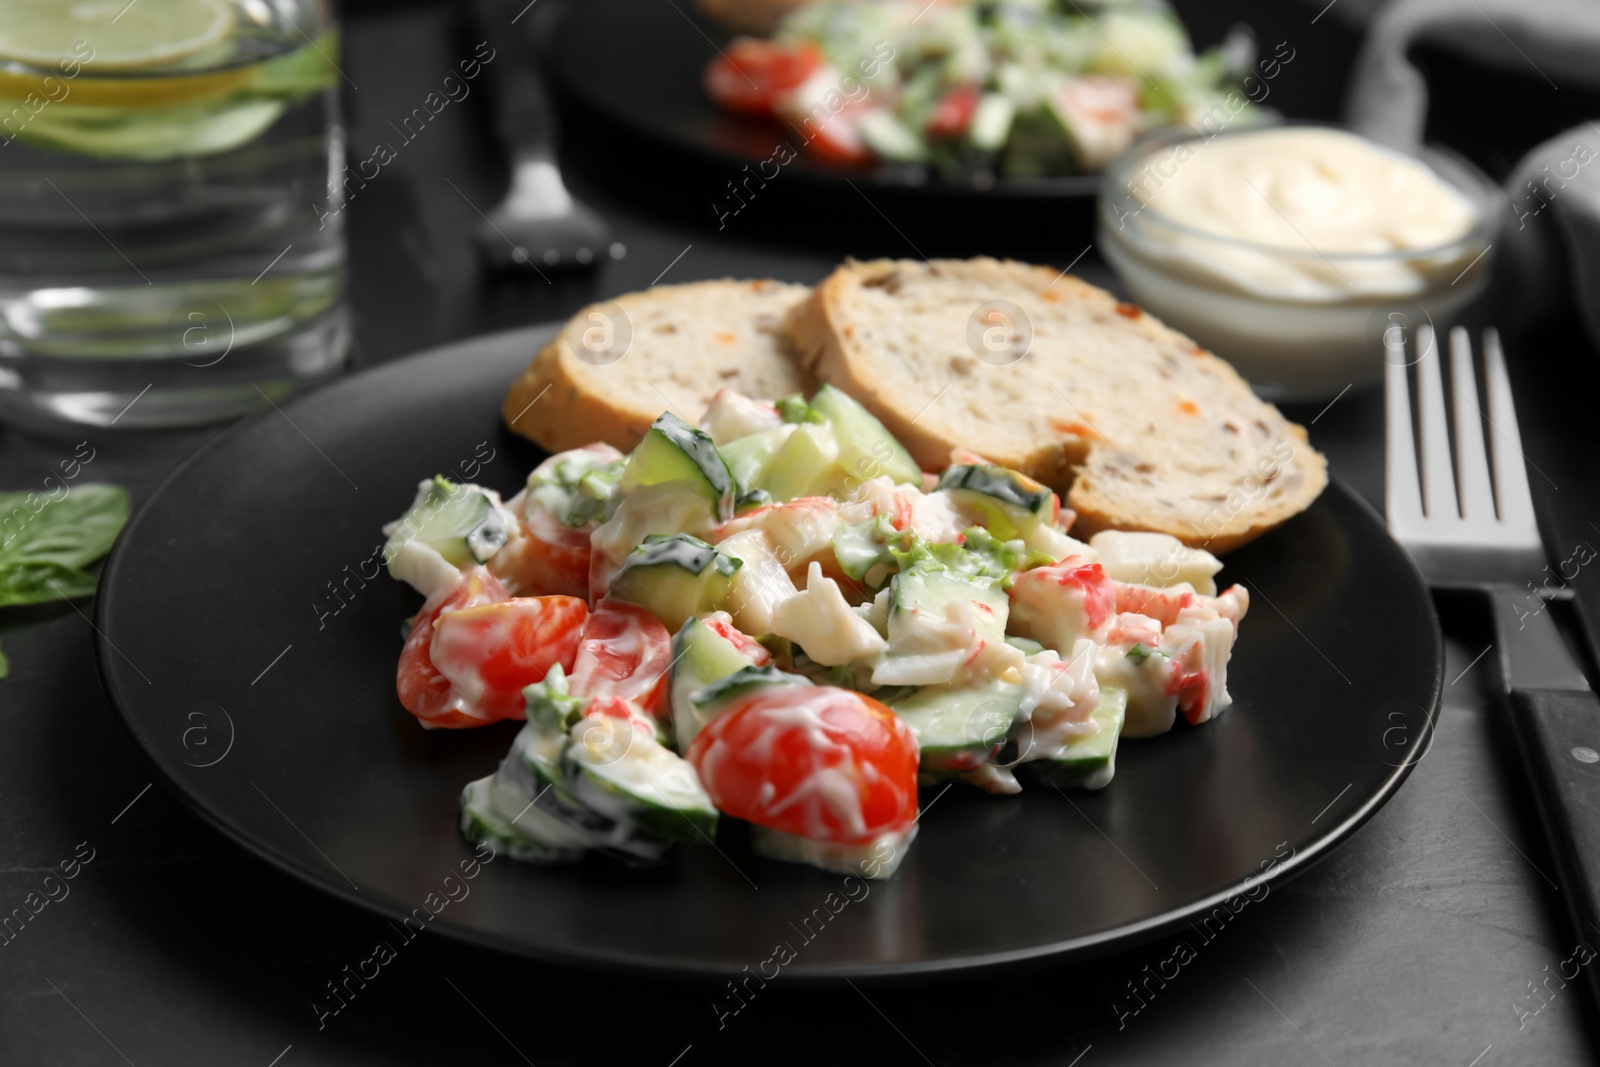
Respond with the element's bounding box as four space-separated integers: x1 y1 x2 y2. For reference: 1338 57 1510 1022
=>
97 325 1442 979
544 0 1101 255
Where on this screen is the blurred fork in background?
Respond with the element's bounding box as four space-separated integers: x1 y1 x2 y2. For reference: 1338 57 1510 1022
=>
1387 324 1600 995
468 0 615 273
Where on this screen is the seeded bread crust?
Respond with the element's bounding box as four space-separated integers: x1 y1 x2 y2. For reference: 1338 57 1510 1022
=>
503 279 814 455
785 258 1327 553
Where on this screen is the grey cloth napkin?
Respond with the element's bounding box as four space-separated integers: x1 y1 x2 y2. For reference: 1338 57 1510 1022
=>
1346 0 1600 344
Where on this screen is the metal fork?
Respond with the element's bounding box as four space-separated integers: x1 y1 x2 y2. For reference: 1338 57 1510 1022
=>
469 0 614 273
1387 324 1600 969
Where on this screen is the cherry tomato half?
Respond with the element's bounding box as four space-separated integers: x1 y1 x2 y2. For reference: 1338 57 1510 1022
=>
688 685 919 844
704 38 823 117
569 598 673 717
489 505 593 599
397 567 509 727
927 83 979 138
429 596 588 724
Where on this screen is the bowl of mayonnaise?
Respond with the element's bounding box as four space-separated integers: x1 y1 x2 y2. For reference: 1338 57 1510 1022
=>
1098 121 1503 401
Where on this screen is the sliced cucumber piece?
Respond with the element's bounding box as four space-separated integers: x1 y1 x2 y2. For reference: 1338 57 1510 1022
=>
720 423 795 494
938 463 1054 540
735 488 775 513
566 718 718 843
775 394 825 424
1019 686 1127 790
970 92 1016 153
1001 101 1076 179
889 683 1021 774
810 385 921 488
690 665 812 717
671 616 759 750
859 109 929 163
759 422 841 502
607 533 743 632
383 476 511 570
875 565 1010 686
459 774 590 864
619 412 737 522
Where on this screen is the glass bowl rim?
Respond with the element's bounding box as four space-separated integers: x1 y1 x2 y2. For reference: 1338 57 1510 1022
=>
1098 118 1505 263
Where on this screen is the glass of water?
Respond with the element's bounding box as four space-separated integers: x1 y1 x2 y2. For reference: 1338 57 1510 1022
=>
0 0 347 431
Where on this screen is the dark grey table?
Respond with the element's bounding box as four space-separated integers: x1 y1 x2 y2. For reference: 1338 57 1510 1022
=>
3 4 1599 1065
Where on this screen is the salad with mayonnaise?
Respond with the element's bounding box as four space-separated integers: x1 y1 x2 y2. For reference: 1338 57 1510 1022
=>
381 385 1247 877
703 0 1249 179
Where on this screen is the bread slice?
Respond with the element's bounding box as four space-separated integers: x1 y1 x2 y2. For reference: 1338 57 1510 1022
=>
503 279 814 454
785 258 1326 553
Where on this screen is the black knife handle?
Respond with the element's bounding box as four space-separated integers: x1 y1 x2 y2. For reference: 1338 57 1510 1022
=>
1509 688 1600 953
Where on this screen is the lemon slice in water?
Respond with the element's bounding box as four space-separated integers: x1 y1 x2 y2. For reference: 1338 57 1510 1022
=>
0 0 235 71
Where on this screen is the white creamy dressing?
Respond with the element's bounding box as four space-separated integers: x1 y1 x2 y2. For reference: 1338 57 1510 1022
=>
476 769 594 851
1090 530 1220 596
1017 641 1101 742
1095 643 1179 738
1008 557 1114 653
590 482 716 595
1092 581 1248 736
525 443 624 521
744 497 842 565
750 824 918 880
1024 522 1097 563
1131 127 1480 299
427 603 511 722
716 528 800 634
840 477 968 543
389 539 464 600
772 561 889 666
875 595 1024 688
700 389 784 444
568 711 713 815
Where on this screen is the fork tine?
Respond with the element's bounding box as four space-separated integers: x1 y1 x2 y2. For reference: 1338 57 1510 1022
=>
1384 323 1425 538
1449 327 1496 523
1414 325 1458 519
1482 328 1540 537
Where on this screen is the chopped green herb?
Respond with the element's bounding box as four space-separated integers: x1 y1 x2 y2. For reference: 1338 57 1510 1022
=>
0 484 128 608
0 483 129 681
775 394 826 425
1126 644 1152 665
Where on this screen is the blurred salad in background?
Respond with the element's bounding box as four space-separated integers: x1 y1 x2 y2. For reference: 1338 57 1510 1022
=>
703 0 1255 180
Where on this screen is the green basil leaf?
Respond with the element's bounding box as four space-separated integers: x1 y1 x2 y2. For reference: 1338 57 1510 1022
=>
0 561 101 608
0 484 129 571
